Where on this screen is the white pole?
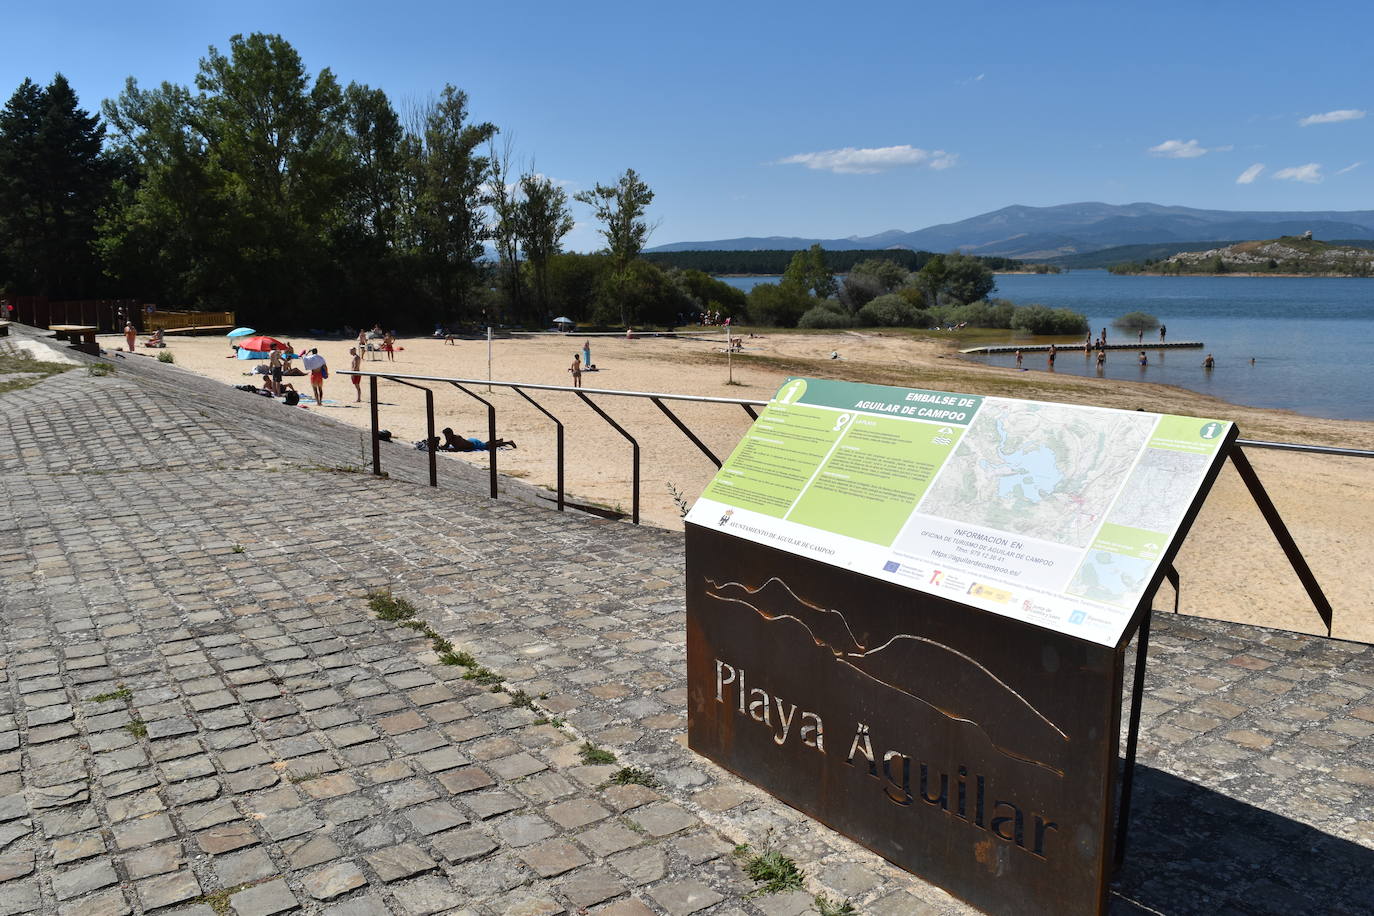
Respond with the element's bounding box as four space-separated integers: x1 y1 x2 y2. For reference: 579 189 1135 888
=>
727 326 733 385
487 325 493 392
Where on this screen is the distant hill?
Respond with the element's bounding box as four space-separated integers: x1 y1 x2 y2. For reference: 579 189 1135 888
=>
1113 235 1374 276
642 248 1024 275
649 202 1374 259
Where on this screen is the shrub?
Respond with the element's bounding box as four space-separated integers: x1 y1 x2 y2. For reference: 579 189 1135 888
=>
157 351 175 363
1011 304 1089 335
857 294 920 327
797 306 854 329
747 282 812 328
1112 311 1160 332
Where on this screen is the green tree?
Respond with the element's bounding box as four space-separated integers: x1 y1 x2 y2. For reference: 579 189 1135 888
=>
515 172 574 321
487 139 523 322
594 259 689 328
543 252 609 322
412 85 498 320
916 252 994 306
747 282 812 327
0 75 114 297
782 243 838 299
575 168 654 271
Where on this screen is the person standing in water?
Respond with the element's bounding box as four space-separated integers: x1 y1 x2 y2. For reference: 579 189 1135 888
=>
1202 353 1215 369
1047 344 1057 369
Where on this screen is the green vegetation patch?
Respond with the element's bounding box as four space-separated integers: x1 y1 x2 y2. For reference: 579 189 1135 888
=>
579 742 616 765
368 590 418 621
739 848 805 896
89 686 133 704
608 766 658 787
0 352 76 395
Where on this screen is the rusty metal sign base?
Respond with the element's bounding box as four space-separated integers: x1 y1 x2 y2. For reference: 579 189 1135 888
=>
686 526 1124 916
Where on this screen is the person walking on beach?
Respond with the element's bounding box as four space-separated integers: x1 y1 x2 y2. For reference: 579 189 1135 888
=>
302 348 327 404
382 332 395 362
356 328 367 358
1160 324 1167 342
124 321 137 352
1015 349 1023 367
349 347 362 402
569 353 582 388
268 345 283 395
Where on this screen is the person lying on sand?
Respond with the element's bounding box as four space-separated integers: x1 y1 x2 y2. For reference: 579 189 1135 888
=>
441 427 516 451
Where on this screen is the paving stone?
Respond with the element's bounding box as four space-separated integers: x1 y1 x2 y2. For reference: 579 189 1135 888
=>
0 850 34 882
113 812 176 849
498 895 563 916
609 847 666 886
520 838 589 878
299 772 360 800
55 886 131 916
547 798 610 830
647 880 724 916
625 802 697 838
437 767 493 796
559 865 626 908
465 791 523 819
196 822 259 855
577 822 642 857
302 861 367 901
498 813 556 847
213 847 276 886
363 844 437 882
52 858 119 900
283 834 344 869
389 876 458 915
431 828 498 864
51 830 105 864
227 878 297 915
319 892 390 915
0 878 40 915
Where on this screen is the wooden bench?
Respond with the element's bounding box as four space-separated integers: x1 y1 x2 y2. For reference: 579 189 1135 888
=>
49 324 99 355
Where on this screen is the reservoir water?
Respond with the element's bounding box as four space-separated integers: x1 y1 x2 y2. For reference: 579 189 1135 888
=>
719 271 1374 421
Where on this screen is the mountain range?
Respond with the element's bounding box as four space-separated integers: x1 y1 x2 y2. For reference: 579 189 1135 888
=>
648 202 1374 260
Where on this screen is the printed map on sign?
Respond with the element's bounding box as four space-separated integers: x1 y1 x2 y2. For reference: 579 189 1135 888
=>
1103 448 1212 534
917 402 1156 548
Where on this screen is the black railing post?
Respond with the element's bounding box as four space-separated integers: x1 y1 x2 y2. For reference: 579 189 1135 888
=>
425 388 437 487
369 375 381 477
451 383 499 500
651 397 722 468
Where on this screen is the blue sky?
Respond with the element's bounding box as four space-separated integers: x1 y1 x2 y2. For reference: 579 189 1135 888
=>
6 0 1372 250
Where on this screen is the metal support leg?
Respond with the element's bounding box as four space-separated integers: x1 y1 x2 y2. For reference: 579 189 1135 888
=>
451 384 499 500
1114 609 1153 871
1229 446 1334 636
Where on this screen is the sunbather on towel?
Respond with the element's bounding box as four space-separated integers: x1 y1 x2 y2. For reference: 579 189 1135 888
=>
442 427 516 451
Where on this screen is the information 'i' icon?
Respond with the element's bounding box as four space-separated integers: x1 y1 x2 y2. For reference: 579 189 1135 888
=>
1199 422 1221 440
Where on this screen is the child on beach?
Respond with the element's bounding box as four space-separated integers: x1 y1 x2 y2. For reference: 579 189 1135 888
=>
569 353 582 388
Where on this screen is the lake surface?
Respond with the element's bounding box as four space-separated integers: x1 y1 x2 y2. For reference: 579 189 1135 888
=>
718 271 1374 421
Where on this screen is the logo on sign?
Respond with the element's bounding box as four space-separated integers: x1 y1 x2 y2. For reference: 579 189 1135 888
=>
883 561 901 573
1200 422 1221 440
719 509 734 527
930 570 944 586
1068 610 1087 625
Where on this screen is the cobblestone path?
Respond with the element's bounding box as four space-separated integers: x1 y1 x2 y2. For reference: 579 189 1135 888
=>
1 334 1372 915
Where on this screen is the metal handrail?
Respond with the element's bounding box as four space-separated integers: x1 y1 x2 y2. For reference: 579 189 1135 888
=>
341 369 1374 460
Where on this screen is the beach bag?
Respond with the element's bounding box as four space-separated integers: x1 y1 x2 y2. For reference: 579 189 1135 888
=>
320 364 329 379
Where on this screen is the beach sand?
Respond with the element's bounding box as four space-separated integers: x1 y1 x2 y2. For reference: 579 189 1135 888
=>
105 328 1374 642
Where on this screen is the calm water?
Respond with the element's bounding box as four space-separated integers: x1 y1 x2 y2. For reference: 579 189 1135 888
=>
719 271 1374 420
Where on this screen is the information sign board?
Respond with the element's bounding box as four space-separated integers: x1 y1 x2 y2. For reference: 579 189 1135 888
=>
685 379 1236 915
685 378 1234 648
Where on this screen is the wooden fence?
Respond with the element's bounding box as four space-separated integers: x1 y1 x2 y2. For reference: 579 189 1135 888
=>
2 298 234 333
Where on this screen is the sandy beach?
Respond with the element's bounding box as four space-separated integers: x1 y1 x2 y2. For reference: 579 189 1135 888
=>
104 327 1374 642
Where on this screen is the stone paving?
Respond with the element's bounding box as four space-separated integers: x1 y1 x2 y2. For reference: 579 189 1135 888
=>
1 328 1372 915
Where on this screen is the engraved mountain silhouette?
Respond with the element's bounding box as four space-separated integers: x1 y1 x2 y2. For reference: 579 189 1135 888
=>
706 578 868 655
704 577 1069 775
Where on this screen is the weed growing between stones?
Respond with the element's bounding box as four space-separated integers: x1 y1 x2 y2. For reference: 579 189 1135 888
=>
462 665 502 687
507 690 537 710
814 895 857 915
579 742 616 765
157 351 175 363
89 686 132 704
124 719 148 738
368 590 503 688
367 590 418 621
735 834 806 898
609 766 658 787
87 363 113 377
231 544 245 553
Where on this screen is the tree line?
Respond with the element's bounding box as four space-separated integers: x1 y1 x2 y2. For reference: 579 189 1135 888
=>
0 34 702 331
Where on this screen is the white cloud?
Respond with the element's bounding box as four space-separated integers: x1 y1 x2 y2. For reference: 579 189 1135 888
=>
1273 163 1324 183
776 145 957 174
1336 161 1363 175
1236 163 1265 184
1148 139 1215 158
1299 109 1366 126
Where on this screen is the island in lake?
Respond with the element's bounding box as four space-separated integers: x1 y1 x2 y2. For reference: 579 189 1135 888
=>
1109 234 1374 277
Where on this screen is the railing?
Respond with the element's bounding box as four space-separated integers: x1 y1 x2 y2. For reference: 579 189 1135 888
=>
345 368 1373 635
146 310 236 331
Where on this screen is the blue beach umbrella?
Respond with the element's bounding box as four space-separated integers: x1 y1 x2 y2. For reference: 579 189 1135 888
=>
227 327 257 338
